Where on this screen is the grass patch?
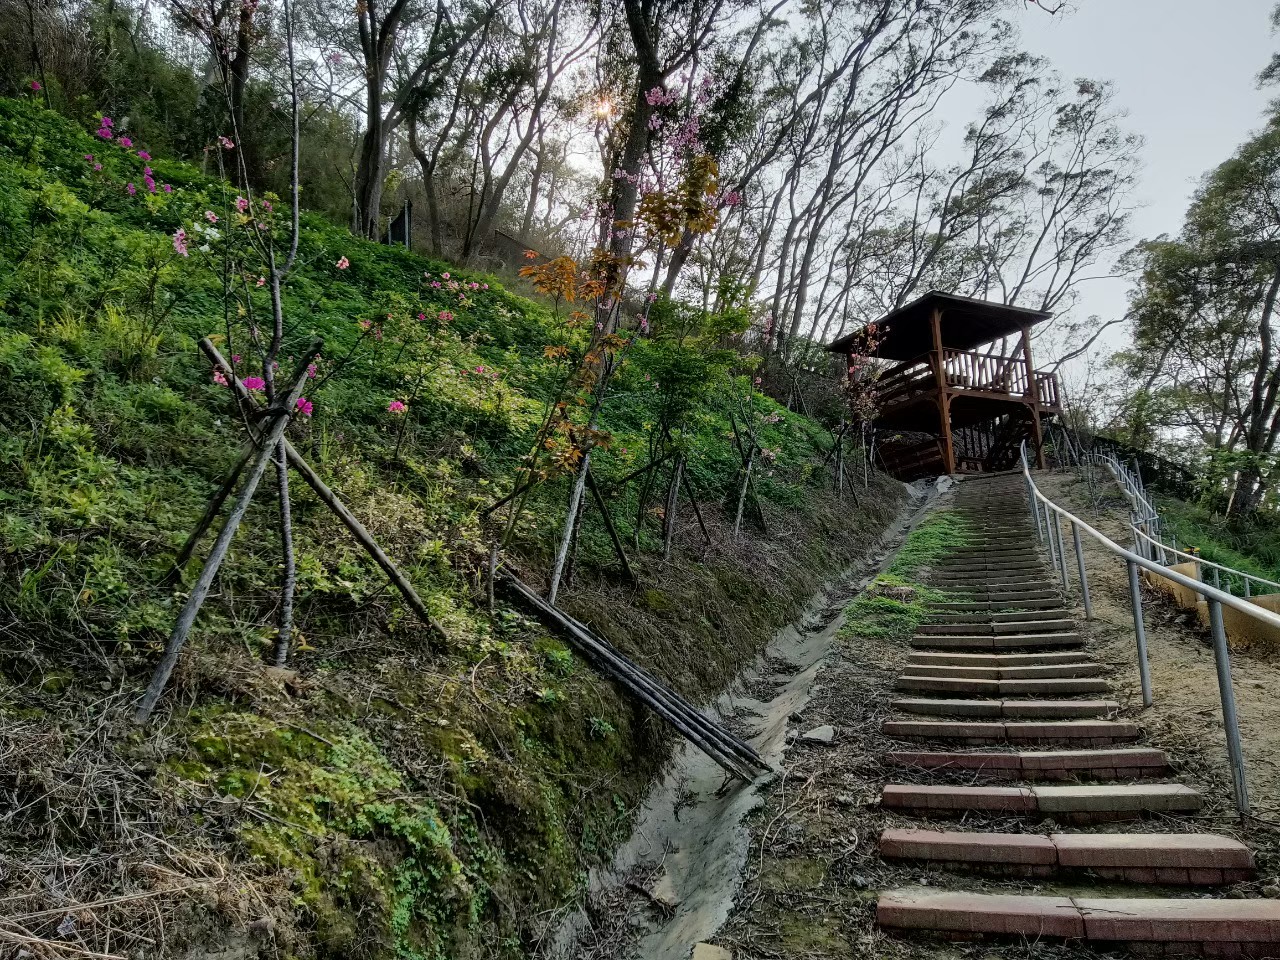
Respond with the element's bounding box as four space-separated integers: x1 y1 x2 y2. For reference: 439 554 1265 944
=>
840 510 973 643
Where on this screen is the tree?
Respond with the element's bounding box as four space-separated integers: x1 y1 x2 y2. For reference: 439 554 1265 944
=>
1124 119 1280 515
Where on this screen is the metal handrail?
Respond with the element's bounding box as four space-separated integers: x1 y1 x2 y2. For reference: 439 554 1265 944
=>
1129 525 1280 597
1020 442 1278 819
1091 452 1279 597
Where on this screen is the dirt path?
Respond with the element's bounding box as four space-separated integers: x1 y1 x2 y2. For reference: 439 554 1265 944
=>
703 469 1280 960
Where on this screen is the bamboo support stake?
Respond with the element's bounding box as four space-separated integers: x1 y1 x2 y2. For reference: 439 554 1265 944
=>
135 342 322 723
585 467 637 582
198 339 448 641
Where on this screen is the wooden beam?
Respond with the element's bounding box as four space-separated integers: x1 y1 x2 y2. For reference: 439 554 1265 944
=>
1019 324 1047 469
930 307 956 475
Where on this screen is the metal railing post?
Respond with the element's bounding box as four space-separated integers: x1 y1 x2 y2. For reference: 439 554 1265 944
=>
1053 512 1070 595
1047 504 1060 570
1207 598 1250 818
1072 521 1092 620
1245 579 1251 599
1026 476 1043 542
1126 559 1154 708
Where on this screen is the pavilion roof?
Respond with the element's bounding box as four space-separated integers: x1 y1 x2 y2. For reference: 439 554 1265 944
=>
826 291 1052 361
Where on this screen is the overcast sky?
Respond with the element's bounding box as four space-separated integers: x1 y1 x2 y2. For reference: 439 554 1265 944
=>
1012 0 1276 387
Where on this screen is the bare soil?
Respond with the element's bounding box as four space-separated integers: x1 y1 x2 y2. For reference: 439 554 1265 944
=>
701 469 1280 960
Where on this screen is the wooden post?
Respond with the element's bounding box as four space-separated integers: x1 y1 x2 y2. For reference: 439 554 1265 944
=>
930 306 956 475
1019 324 1046 469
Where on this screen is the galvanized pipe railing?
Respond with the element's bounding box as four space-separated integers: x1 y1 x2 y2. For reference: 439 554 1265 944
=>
1021 443 1280 820
1091 452 1280 598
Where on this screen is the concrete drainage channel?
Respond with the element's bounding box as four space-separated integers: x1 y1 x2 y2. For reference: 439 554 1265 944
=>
545 482 942 960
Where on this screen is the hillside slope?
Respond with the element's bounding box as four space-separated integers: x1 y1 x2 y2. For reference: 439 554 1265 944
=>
0 99 906 959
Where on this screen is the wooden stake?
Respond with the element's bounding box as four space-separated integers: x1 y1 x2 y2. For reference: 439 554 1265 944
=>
135 341 322 724
198 340 448 641
585 467 637 583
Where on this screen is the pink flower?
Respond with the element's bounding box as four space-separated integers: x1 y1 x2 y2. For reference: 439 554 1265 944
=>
262 200 272 212
441 272 450 280
218 135 235 150
138 150 151 160
294 397 313 417
753 377 762 386
93 163 102 171
143 166 151 176
306 363 317 379
242 376 266 391
172 227 189 256
387 400 408 414
474 365 486 375
162 183 172 193
431 281 441 288
117 136 132 148
30 80 41 91
100 116 114 129
232 355 242 363
212 369 228 386
203 210 218 224
360 319 372 330
83 154 93 162
417 312 426 321
235 196 249 213
482 283 489 289
97 128 111 139
437 310 454 322
336 256 350 270
126 183 136 196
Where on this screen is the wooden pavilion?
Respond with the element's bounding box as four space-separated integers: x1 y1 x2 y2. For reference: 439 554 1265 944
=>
827 292 1062 480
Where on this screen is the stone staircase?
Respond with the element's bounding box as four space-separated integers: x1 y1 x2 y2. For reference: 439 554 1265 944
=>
875 473 1280 957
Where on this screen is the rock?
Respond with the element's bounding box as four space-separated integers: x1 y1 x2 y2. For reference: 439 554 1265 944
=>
692 944 732 960
835 793 857 807
801 724 835 744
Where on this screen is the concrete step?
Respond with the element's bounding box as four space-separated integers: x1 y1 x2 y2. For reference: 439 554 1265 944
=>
879 829 1253 884
910 633 1083 652
907 651 1089 667
891 698 1120 720
880 782 1200 821
903 663 1104 680
894 676 1110 697
917 619 1077 635
888 747 1169 779
878 889 1280 953
882 718 1140 745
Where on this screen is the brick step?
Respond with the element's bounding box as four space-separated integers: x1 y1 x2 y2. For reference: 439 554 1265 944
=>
947 546 1040 557
891 698 1119 720
877 890 1280 955
889 747 1168 779
907 651 1088 667
926 609 1071 625
903 663 1104 680
928 599 1066 613
931 571 1053 584
917 619 1077 635
894 676 1110 697
934 560 1043 572
880 829 1253 884
910 633 1083 652
880 783 1200 821
882 718 1140 745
